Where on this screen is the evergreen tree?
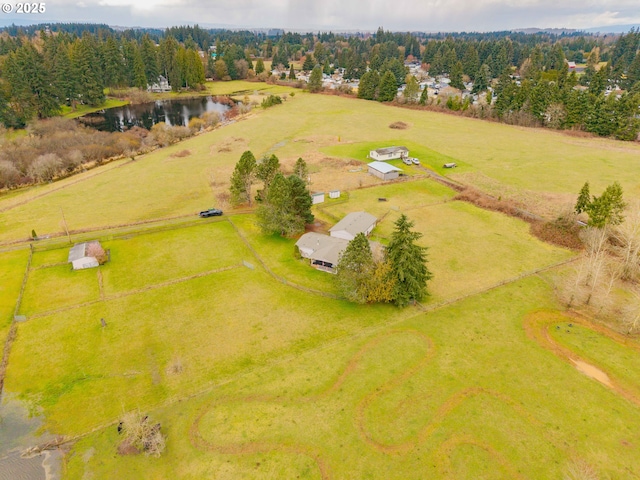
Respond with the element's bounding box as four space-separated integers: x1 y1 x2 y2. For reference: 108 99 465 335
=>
132 46 148 89
472 64 492 93
308 65 323 93
4 43 61 122
293 157 308 181
288 174 314 225
229 150 257 206
102 36 124 88
323 59 332 75
450 61 464 90
53 43 77 106
140 34 159 85
160 36 181 90
70 37 105 105
255 58 265 75
378 70 398 102
336 233 375 304
302 54 315 71
357 70 379 100
588 182 626 228
255 154 281 202
289 64 296 80
385 214 432 306
575 182 591 214
256 173 312 236
419 85 428 105
403 75 420 103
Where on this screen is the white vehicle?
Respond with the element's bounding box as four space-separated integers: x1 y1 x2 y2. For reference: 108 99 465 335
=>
402 157 413 165
411 157 420 165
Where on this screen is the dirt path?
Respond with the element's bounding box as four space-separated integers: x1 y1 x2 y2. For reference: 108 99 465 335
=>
523 310 640 407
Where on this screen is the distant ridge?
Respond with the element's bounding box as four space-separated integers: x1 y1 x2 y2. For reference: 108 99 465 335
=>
581 24 640 34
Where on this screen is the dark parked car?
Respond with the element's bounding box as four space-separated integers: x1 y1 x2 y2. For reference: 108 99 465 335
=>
199 208 223 218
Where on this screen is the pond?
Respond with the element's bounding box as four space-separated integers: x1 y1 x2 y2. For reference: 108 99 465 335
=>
77 96 232 132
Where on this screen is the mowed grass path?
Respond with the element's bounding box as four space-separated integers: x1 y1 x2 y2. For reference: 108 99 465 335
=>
2 90 640 243
64 277 640 479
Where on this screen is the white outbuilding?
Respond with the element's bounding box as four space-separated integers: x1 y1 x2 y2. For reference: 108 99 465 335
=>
68 241 102 270
367 161 402 181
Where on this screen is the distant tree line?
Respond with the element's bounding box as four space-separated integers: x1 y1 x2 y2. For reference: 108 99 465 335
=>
1 23 639 138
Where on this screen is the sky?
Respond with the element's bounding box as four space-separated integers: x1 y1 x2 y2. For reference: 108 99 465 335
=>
2 0 640 32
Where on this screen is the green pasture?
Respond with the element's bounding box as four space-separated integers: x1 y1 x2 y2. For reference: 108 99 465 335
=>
99 220 250 294
551 323 640 398
3 89 640 243
5 255 409 434
63 276 640 479
323 140 469 175
19 264 100 316
230 215 339 295
0 249 29 344
319 182 573 302
315 178 454 221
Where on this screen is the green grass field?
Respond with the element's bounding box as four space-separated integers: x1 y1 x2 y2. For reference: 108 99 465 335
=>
1 81 640 479
0 249 30 345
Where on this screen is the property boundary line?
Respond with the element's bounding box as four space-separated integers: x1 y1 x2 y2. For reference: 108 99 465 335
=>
226 217 340 299
0 244 33 398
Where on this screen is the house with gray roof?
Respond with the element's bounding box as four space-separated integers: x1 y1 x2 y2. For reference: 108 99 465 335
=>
295 211 378 273
329 211 377 241
68 241 102 270
369 146 409 161
295 232 349 273
368 161 402 181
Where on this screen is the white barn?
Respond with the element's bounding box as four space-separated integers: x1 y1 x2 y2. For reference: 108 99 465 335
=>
369 146 409 161
329 211 377 241
368 161 402 181
68 241 101 270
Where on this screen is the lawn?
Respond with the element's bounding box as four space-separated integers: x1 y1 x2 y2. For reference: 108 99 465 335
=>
61 99 129 119
0 249 30 345
323 139 469 176
62 276 640 479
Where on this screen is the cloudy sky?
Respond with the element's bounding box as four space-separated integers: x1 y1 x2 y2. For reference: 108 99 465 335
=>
3 0 640 31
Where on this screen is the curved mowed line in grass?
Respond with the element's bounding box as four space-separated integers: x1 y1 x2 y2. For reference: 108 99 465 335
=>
189 329 561 477
436 435 527 480
524 310 640 407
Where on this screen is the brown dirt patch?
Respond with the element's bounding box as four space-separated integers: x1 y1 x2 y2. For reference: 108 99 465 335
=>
117 439 141 456
389 121 409 130
170 149 191 158
523 310 640 406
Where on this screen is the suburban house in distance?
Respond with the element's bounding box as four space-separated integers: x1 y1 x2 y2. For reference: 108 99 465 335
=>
147 75 171 93
68 241 103 270
368 161 402 181
296 211 378 273
369 146 409 161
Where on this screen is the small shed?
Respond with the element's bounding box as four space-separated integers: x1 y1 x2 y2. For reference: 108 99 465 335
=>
329 190 340 199
68 241 102 270
368 161 402 181
311 192 325 205
369 146 409 161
